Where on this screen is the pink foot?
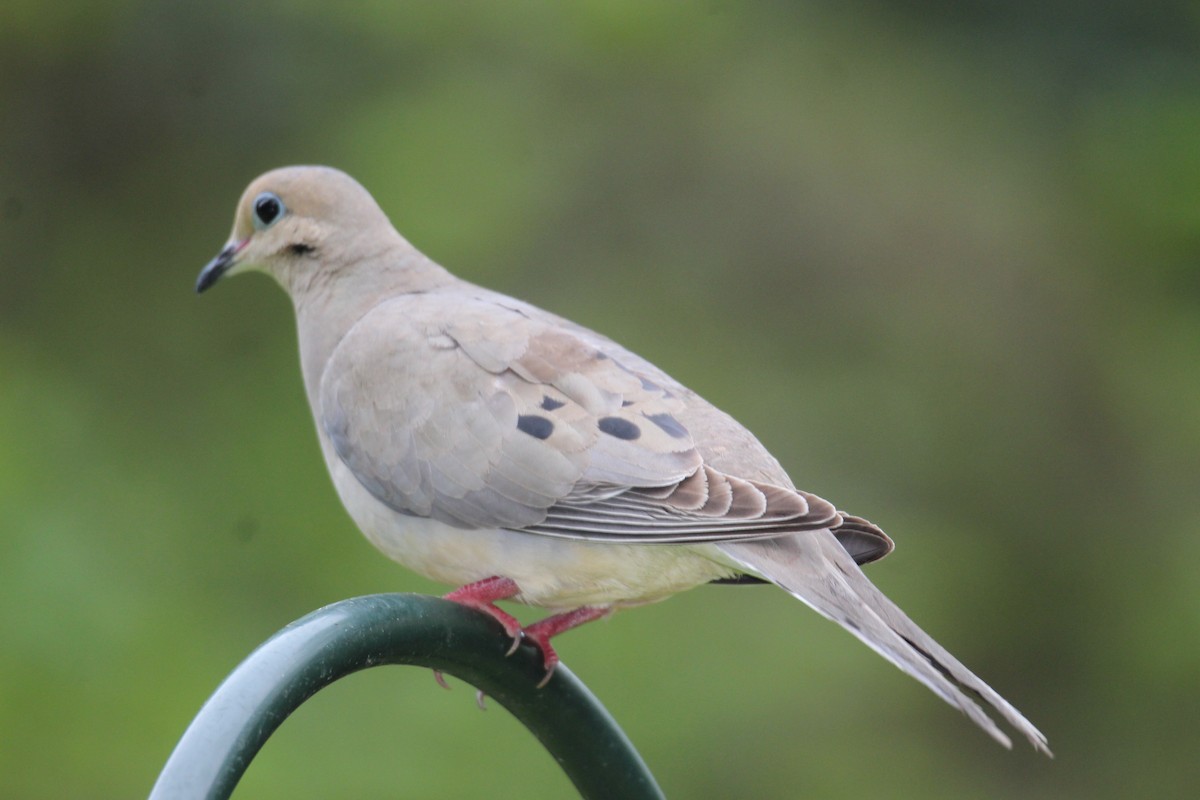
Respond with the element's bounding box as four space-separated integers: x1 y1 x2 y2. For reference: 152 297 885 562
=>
444 576 524 654
524 606 610 687
442 579 611 689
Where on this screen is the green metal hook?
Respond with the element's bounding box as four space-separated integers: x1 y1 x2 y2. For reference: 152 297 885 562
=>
149 594 664 799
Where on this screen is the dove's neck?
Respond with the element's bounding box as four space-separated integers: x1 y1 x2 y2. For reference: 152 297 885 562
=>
291 241 455 406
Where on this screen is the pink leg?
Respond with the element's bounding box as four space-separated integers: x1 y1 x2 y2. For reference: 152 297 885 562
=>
524 606 611 687
444 576 524 654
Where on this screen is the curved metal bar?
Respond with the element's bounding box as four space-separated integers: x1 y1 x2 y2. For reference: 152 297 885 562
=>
149 594 663 799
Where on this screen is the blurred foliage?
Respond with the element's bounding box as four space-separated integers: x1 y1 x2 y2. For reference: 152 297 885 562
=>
2 2 1199 797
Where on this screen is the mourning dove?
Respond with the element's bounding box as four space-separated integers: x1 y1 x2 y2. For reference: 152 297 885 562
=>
196 165 1049 754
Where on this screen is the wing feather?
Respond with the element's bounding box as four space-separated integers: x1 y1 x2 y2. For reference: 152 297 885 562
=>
320 293 841 543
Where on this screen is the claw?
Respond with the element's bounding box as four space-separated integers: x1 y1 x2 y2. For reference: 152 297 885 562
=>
524 628 562 687
475 689 488 710
443 582 612 690
433 670 451 690
505 634 522 657
444 576 524 652
536 663 557 689
523 606 610 688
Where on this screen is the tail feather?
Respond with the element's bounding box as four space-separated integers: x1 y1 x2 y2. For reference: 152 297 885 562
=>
717 532 1051 755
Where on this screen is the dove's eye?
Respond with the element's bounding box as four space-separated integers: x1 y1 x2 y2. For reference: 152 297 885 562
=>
252 192 285 229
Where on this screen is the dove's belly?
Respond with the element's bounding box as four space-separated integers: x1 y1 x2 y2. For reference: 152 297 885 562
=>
328 457 735 609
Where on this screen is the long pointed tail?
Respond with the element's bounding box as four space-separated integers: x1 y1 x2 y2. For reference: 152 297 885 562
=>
718 532 1051 755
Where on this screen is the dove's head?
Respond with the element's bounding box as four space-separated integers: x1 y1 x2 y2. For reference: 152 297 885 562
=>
196 165 403 295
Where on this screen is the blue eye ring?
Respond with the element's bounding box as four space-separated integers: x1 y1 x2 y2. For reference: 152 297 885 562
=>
252 192 285 229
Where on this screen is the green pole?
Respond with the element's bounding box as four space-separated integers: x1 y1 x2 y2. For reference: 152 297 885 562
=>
149 594 664 799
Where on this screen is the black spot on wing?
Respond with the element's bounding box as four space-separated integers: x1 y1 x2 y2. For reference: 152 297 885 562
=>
540 395 565 411
710 574 768 585
598 416 641 440
517 414 554 440
644 412 688 439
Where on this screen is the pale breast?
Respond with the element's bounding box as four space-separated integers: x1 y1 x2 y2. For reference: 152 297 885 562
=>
325 452 736 609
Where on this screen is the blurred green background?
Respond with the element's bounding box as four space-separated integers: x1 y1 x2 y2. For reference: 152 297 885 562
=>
2 2 1198 797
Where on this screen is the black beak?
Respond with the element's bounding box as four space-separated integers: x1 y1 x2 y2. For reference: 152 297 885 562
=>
195 243 239 294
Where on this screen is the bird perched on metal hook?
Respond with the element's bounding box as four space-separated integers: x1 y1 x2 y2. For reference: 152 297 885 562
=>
196 165 1050 754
